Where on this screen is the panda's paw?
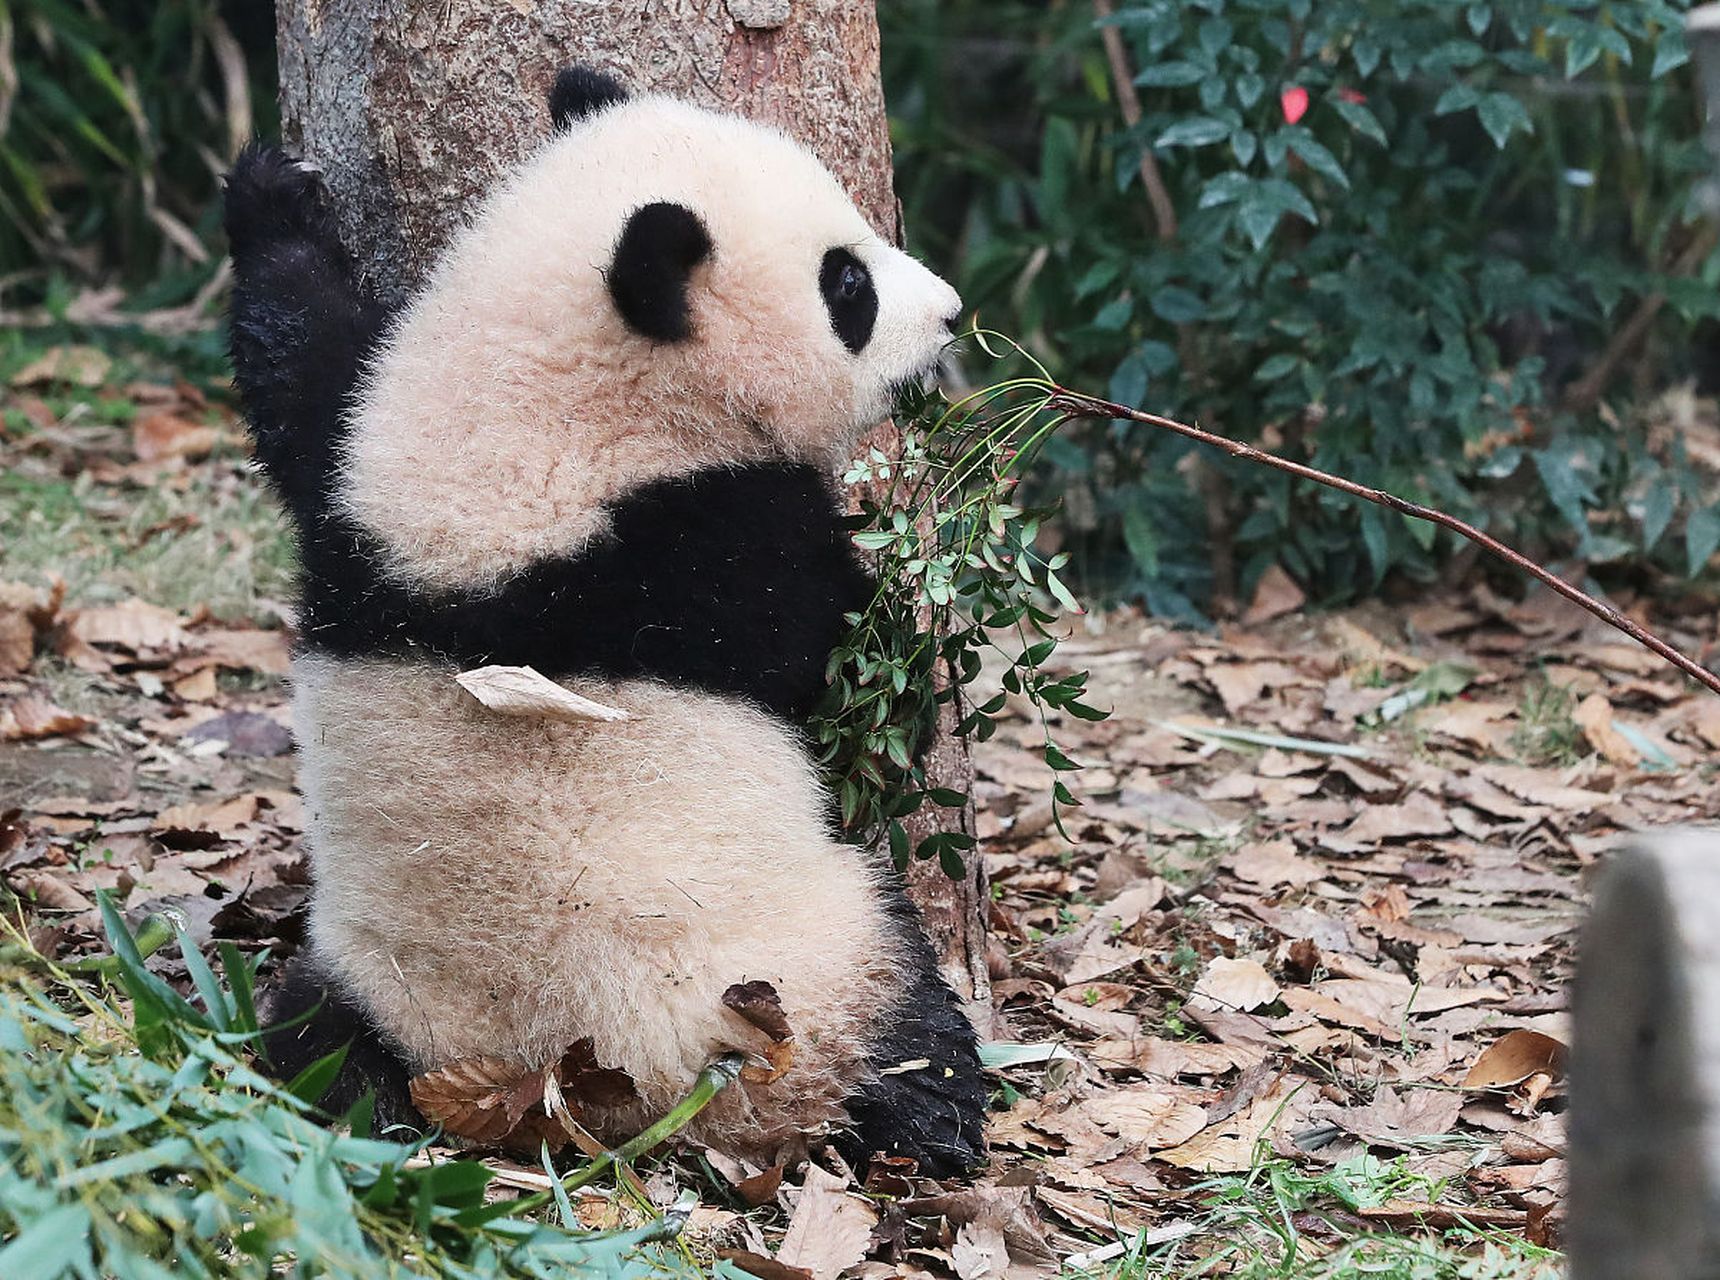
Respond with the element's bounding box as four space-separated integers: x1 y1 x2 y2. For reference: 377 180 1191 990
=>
840 1046 989 1179
223 144 336 259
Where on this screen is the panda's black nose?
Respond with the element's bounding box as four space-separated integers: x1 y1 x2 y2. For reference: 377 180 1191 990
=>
942 308 962 332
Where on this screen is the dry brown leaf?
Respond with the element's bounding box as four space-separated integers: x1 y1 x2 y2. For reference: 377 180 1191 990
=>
11 344 111 388
1690 697 1720 750
951 1217 1010 1280
1425 700 1515 752
1034 1186 1151 1237
732 1164 785 1208
0 695 95 741
1054 981 1134 1011
187 627 291 676
132 411 218 463
1226 839 1323 888
1191 956 1280 1013
776 1164 877 1280
410 1039 634 1152
172 667 219 702
1333 791 1453 845
1320 1087 1464 1148
722 979 793 1042
1048 997 1138 1039
1157 1081 1301 1172
1359 885 1411 924
1207 662 1306 715
154 794 261 837
901 1186 1057 1269
68 598 190 655
0 608 32 675
1325 616 1428 673
1278 987 1396 1040
1462 1030 1567 1090
1242 564 1305 626
719 1251 814 1280
409 1056 550 1145
8 870 95 912
1356 1200 1526 1231
454 665 629 722
1573 694 1639 768
1471 764 1610 813
1082 1087 1209 1150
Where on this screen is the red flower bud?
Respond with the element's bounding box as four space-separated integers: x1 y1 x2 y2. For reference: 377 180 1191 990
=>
1280 85 1309 124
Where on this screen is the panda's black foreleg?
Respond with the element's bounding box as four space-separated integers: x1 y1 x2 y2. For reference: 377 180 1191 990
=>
261 952 425 1139
839 903 988 1178
223 144 385 535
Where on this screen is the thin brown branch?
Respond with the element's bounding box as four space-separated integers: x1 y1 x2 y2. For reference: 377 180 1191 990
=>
1049 387 1720 699
1093 0 1177 242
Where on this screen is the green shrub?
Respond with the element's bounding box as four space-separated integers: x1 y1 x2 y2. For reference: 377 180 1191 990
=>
884 0 1720 616
0 0 275 299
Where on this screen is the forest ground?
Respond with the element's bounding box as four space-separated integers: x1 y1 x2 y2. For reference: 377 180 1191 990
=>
2 342 1718 1278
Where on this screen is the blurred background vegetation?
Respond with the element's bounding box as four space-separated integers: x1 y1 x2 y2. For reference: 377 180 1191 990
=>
3 0 1718 619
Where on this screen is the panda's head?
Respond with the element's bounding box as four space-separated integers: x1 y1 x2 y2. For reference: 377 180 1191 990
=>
344 67 962 593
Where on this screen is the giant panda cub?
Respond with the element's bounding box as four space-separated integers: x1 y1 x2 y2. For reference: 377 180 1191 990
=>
222 66 986 1175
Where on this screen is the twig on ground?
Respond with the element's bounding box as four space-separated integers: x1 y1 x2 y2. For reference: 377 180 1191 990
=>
1049 387 1720 699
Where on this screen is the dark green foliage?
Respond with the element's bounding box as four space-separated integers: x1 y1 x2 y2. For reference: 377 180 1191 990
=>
883 0 1720 613
0 0 276 298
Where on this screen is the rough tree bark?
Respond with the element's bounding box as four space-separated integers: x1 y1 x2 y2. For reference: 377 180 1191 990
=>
1569 827 1720 1280
274 0 990 1016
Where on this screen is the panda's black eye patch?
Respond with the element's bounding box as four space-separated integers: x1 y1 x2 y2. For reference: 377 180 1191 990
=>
820 248 877 354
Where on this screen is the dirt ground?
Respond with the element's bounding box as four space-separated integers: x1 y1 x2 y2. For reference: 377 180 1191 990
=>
3 347 1718 1275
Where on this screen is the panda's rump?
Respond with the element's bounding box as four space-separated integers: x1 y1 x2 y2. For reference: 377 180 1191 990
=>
292 654 902 1151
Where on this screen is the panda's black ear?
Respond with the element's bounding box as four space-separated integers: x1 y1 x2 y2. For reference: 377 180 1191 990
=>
549 66 629 130
608 202 712 343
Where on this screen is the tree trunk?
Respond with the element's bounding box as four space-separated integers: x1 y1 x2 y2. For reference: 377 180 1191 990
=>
1569 827 1720 1280
274 0 989 1015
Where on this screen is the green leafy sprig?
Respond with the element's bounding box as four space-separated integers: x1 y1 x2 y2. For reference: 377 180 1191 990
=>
813 334 1109 877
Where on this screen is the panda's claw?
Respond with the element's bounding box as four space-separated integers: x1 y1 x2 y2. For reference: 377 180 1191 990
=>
222 143 338 262
840 1023 989 1178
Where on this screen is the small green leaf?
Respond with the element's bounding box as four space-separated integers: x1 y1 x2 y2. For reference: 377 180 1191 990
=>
1135 61 1207 88
1686 505 1720 577
1332 97 1386 145
1477 92 1532 148
1044 743 1082 772
287 1044 351 1107
1155 117 1230 148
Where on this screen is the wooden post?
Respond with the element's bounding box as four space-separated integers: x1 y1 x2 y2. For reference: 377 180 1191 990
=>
1569 826 1720 1279
272 1 989 1012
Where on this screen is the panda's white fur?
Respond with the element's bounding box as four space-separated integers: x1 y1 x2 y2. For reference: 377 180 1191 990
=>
342 95 960 593
294 656 904 1152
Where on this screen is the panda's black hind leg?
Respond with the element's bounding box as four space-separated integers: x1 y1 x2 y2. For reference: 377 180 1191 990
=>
262 953 425 1139
838 913 988 1178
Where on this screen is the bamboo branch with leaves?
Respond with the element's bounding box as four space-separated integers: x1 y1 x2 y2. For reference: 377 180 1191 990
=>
817 333 1720 877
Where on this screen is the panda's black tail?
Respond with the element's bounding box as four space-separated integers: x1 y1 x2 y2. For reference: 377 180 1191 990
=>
261 951 424 1140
